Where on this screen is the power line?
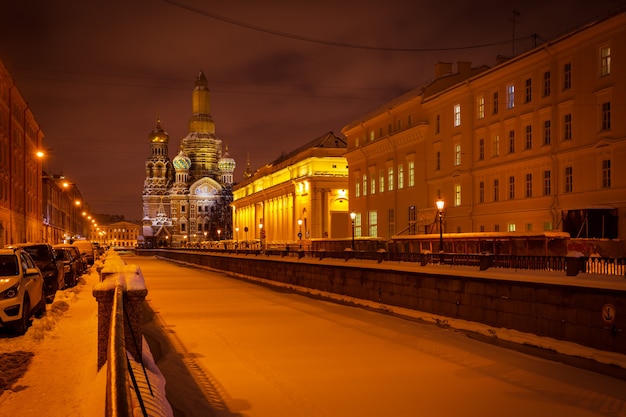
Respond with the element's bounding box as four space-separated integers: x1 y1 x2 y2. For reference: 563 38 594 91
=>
163 0 533 52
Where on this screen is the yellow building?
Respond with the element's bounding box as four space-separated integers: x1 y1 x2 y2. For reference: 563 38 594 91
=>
343 11 626 241
91 221 141 249
232 132 349 248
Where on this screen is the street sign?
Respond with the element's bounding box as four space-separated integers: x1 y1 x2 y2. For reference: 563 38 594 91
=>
602 304 616 324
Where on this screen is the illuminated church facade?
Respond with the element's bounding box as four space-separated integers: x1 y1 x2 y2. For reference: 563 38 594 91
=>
141 71 236 247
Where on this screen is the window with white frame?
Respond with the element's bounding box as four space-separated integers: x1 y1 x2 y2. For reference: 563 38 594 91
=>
600 46 611 76
368 211 378 237
525 125 532 149
525 173 532 198
362 174 367 196
398 164 404 189
371 175 376 195
408 161 415 187
506 84 515 109
454 104 461 127
388 167 394 191
454 144 461 166
355 178 361 197
354 213 362 237
477 96 485 119
455 184 461 206
379 169 385 193
543 71 551 97
543 170 551 195
524 78 532 103
508 223 516 232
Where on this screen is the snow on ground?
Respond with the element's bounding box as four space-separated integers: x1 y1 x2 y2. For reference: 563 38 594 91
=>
0 252 624 417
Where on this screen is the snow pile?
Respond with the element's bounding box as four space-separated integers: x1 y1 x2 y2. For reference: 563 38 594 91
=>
93 250 146 291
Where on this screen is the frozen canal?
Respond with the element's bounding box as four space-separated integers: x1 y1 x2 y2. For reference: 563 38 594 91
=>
131 255 626 417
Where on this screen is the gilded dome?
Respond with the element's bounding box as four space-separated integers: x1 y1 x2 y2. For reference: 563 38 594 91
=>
218 145 236 173
148 118 169 143
173 149 191 171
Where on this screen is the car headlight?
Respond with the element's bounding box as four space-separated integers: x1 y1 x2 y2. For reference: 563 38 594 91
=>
1 282 20 299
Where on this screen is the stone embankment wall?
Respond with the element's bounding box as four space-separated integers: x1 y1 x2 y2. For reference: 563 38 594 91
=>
141 250 625 355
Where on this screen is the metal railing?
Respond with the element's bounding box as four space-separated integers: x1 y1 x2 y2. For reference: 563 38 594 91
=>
106 285 132 416
154 247 626 277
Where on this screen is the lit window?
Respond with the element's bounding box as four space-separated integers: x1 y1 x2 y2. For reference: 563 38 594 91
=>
355 180 361 198
408 161 415 187
454 104 461 127
388 167 394 191
477 97 485 119
455 184 461 206
371 175 376 195
369 211 378 237
379 170 385 193
600 47 611 76
493 135 500 157
508 223 516 232
455 144 461 166
362 175 367 196
506 84 515 109
398 164 404 189
354 213 362 237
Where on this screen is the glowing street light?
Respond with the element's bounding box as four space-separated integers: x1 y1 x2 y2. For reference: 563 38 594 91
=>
436 199 445 262
297 218 303 249
350 212 356 250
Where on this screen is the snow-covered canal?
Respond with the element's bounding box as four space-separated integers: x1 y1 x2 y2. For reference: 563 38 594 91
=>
132 255 626 417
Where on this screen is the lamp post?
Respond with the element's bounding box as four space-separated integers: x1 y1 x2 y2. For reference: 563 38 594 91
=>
259 223 264 250
436 199 445 262
217 229 221 241
297 218 303 249
350 212 356 250
235 227 239 244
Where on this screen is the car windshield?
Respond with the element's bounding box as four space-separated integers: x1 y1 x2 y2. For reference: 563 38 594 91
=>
23 246 48 261
54 249 67 260
0 254 18 276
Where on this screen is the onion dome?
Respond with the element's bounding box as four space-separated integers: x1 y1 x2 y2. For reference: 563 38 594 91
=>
148 118 169 143
172 149 191 171
218 145 236 173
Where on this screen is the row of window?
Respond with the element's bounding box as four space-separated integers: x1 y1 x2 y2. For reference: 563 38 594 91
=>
355 159 612 202
351 208 555 238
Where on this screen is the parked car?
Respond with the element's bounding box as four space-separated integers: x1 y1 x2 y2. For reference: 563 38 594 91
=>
57 244 87 277
7 243 65 303
0 247 46 335
72 240 96 266
52 245 79 288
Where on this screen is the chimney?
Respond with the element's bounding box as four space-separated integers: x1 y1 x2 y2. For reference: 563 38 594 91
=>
457 61 472 75
434 62 453 78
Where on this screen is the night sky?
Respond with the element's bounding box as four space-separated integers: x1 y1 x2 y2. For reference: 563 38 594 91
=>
0 0 619 220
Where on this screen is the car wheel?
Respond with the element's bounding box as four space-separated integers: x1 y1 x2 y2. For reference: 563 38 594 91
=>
13 298 30 335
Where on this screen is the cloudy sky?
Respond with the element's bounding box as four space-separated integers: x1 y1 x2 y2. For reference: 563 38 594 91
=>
0 0 621 220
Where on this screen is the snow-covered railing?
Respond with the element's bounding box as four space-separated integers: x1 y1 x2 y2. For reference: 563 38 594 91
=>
106 284 133 416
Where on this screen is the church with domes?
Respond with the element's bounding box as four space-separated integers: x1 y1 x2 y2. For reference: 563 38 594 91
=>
141 71 236 247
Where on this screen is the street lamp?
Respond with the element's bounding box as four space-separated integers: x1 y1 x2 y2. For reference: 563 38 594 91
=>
235 227 239 243
350 212 356 250
217 229 221 241
436 199 445 261
297 218 303 249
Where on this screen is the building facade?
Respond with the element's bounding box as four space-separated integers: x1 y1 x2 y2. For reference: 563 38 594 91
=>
343 11 626 241
141 72 235 247
42 174 89 244
0 59 45 245
231 132 349 248
91 220 140 249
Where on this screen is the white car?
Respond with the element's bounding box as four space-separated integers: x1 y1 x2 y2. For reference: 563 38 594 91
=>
0 248 46 335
